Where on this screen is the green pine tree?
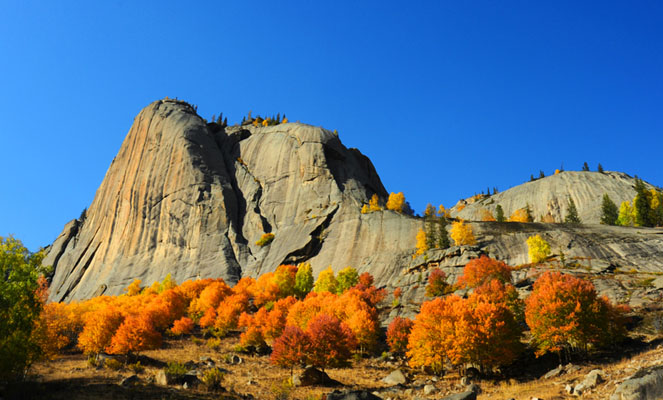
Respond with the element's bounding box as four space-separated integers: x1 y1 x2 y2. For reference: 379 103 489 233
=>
597 163 604 173
539 170 545 179
564 196 581 224
582 162 589 171
495 205 505 222
600 194 619 225
634 177 653 227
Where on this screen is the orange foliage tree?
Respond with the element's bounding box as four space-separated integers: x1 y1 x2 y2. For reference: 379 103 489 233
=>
77 305 125 355
457 256 512 289
479 208 496 222
305 314 357 370
270 325 310 372
425 268 450 297
107 314 162 355
525 272 628 357
386 317 413 355
171 317 194 336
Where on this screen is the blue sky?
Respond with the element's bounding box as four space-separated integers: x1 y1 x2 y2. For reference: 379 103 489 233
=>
1 1 662 251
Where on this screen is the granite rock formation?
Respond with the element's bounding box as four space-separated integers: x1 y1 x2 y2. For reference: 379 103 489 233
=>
45 99 420 301
450 170 654 224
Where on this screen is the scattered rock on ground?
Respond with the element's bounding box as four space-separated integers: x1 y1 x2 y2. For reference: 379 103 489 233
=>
381 369 408 386
544 364 565 379
440 390 476 400
119 375 140 387
423 384 437 395
574 369 604 395
325 389 382 400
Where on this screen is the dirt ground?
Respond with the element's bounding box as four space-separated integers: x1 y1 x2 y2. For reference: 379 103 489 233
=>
2 330 658 400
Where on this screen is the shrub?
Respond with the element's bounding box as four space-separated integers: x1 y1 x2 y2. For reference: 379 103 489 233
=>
104 358 123 371
256 233 275 247
526 235 551 264
128 361 145 374
202 368 225 392
386 317 413 354
368 194 382 212
77 306 125 355
165 361 188 382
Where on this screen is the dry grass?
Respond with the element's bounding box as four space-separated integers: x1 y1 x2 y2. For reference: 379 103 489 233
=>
25 331 663 400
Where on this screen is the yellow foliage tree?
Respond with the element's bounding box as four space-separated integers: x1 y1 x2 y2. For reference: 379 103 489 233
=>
282 117 288 123
526 234 551 264
314 267 338 294
414 229 428 257
125 279 142 296
386 192 405 213
361 204 369 214
368 194 382 212
479 208 495 222
450 220 476 246
438 205 450 218
509 208 529 222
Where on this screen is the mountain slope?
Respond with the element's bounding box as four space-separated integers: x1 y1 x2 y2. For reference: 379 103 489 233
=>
44 99 420 301
450 170 652 223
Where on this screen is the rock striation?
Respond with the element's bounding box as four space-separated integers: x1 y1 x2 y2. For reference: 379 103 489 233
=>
45 99 420 301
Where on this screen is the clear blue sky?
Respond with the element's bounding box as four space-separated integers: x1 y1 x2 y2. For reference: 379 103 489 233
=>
1 1 662 251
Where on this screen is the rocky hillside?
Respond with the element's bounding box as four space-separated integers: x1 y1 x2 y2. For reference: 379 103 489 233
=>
45 98 663 305
44 99 420 301
450 170 654 224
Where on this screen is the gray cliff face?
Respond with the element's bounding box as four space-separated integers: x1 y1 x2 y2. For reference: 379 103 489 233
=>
45 100 421 301
450 170 649 224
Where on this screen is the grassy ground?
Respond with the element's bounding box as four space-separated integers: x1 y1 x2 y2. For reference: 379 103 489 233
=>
7 328 659 400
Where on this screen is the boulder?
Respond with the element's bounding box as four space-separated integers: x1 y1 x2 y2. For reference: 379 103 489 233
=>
381 369 408 386
611 365 663 400
543 364 565 379
293 367 339 387
573 369 604 395
423 384 437 395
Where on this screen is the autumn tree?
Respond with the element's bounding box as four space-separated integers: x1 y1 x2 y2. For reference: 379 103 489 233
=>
77 306 125 355
525 271 627 357
314 267 338 294
368 194 382 212
107 314 162 355
564 196 581 224
305 314 357 370
651 189 663 227
336 266 359 293
617 201 634 226
457 256 512 289
414 229 428 257
450 220 476 246
425 268 450 297
509 208 530 223
294 262 314 299
188 280 232 318
495 205 505 222
527 235 551 264
386 317 413 355
0 237 48 380
273 264 298 298
171 317 194 336
270 325 310 373
600 194 619 225
125 279 142 296
386 192 405 213
479 208 496 222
